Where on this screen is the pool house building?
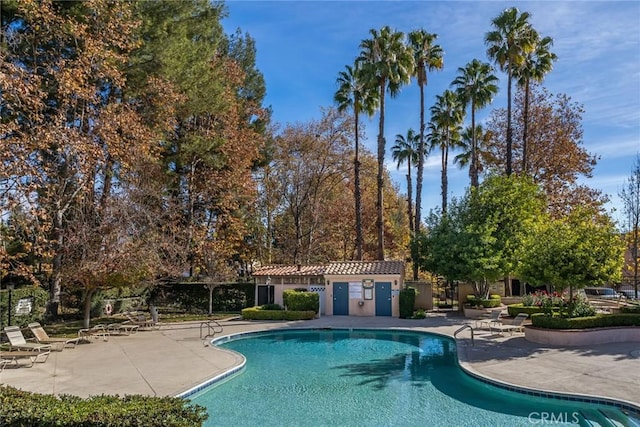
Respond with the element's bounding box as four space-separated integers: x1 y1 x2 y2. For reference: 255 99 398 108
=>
253 261 405 317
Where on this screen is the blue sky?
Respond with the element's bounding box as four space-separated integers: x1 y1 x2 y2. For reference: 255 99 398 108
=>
222 1 640 225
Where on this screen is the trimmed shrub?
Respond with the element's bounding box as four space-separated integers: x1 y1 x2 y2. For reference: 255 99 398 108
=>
508 303 561 317
413 308 427 319
399 288 417 319
621 305 640 314
283 290 319 312
260 304 282 311
489 294 501 300
478 299 501 308
241 306 315 321
531 313 640 329
0 385 207 426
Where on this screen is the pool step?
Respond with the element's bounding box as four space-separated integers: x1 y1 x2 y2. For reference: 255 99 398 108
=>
579 409 616 427
579 408 640 427
598 408 639 427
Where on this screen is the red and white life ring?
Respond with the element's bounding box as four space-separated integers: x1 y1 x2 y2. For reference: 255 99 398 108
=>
104 303 113 316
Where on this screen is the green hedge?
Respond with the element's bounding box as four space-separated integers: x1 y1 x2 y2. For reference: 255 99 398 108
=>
531 313 640 329
241 306 316 321
0 286 49 326
466 295 501 308
508 303 562 317
0 385 207 426
282 290 319 312
621 305 640 313
399 288 416 319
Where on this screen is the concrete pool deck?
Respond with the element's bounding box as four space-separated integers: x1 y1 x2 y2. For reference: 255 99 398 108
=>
1 313 639 410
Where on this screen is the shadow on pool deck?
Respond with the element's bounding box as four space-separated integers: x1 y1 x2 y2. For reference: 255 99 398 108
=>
1 313 638 409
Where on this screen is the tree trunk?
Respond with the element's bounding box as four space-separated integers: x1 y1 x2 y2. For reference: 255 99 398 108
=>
82 288 95 329
354 107 363 261
413 82 426 280
470 101 478 188
506 69 513 176
522 80 531 175
45 209 64 320
376 81 386 260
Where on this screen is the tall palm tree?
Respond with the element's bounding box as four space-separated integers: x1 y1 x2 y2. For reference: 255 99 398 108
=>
392 128 420 234
485 7 536 176
515 32 557 175
429 90 465 214
334 63 378 260
407 29 443 239
451 59 499 188
358 26 414 260
454 124 492 183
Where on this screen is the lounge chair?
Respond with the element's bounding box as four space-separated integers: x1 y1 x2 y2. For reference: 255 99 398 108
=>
0 349 50 369
124 312 159 330
490 313 529 336
3 326 53 352
106 322 139 335
78 324 110 342
475 309 503 329
28 322 80 351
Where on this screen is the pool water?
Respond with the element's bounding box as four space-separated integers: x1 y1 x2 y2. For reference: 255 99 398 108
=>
190 329 638 427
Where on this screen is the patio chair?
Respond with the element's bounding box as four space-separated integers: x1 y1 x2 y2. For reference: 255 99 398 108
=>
106 322 139 335
490 313 529 336
3 326 53 352
28 322 80 351
77 324 110 342
124 312 159 330
475 309 503 329
0 349 50 368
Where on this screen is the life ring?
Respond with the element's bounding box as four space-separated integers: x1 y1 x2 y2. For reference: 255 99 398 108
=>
104 303 113 316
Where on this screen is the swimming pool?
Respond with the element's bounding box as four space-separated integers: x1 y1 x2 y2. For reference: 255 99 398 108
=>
190 329 639 426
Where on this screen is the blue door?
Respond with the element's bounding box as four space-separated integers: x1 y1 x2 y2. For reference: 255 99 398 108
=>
375 282 392 316
333 282 349 315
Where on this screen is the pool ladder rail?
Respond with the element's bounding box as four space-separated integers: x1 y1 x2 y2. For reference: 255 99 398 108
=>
454 324 474 346
200 319 224 341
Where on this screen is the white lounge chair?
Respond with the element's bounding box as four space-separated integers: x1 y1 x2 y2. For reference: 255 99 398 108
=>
490 313 529 336
3 326 53 352
475 309 503 329
78 324 110 342
28 322 80 351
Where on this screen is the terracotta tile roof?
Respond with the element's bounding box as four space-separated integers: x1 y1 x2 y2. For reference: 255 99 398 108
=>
252 265 326 277
324 261 405 276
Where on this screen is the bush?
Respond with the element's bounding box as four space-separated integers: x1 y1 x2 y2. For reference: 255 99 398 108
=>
0 286 49 326
283 290 319 312
621 305 640 313
507 303 561 317
241 306 315 321
478 299 501 308
260 304 282 311
531 313 640 329
0 385 207 426
413 308 427 319
489 294 501 300
399 288 416 319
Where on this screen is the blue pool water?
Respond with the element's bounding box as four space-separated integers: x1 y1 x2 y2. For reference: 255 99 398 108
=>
190 329 639 427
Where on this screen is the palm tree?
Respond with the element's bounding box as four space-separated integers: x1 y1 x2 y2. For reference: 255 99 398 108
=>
451 59 499 188
334 63 378 260
358 26 414 260
454 124 492 183
515 32 557 175
407 29 443 238
429 90 465 214
485 7 536 176
392 128 421 234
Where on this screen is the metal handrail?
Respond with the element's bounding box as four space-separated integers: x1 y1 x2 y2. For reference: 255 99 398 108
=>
454 324 474 346
200 319 224 340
